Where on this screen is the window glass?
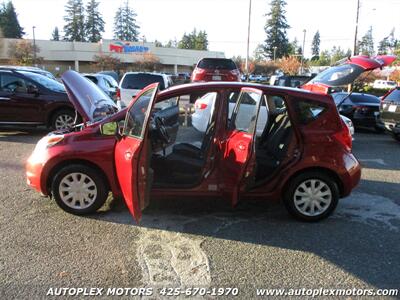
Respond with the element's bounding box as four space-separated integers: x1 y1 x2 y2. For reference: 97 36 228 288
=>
294 100 327 124
121 74 165 90
198 58 237 70
85 76 98 84
233 91 262 132
124 88 155 138
20 71 65 92
0 73 29 93
154 97 178 111
309 64 364 86
384 88 400 104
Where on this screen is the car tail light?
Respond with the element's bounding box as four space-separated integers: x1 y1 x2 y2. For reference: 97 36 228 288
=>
116 88 121 100
192 68 206 81
194 100 207 110
333 120 352 152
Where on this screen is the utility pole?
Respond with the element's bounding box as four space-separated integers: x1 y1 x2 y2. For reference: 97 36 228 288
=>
353 0 360 55
300 29 306 74
32 26 36 65
273 46 277 62
245 0 252 81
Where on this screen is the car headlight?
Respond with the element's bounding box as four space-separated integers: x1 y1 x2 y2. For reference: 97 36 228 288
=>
28 135 64 164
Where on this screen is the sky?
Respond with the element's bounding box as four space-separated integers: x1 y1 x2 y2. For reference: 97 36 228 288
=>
10 0 400 58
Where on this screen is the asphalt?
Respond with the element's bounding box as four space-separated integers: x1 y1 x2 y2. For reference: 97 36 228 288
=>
0 126 399 299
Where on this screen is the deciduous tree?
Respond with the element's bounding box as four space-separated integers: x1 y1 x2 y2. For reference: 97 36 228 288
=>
8 40 42 65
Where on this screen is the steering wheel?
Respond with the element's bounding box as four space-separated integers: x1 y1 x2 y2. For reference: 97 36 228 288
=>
154 116 170 144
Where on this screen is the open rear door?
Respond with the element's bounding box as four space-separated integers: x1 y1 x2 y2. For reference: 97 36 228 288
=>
220 88 263 206
114 83 159 222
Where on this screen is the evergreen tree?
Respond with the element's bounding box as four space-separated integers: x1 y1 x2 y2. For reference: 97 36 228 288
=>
165 38 177 48
113 1 140 41
63 0 86 41
358 27 374 56
262 0 290 59
51 27 60 41
85 0 104 42
178 29 209 50
0 1 24 38
311 31 320 59
378 37 390 54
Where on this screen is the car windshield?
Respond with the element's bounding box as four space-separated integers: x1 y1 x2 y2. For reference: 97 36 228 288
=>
121 74 165 90
384 88 400 104
198 58 237 70
350 94 379 103
21 71 65 92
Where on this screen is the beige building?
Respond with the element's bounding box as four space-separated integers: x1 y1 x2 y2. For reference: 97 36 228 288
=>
0 38 225 74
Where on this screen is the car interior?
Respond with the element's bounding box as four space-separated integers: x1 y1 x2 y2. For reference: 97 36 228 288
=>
149 92 218 187
254 95 294 182
145 90 296 189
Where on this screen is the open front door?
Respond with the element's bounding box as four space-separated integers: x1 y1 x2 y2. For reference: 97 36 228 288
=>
114 83 159 222
221 88 263 206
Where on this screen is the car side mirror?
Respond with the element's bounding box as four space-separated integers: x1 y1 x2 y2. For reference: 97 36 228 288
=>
117 120 125 137
100 121 118 136
27 85 39 95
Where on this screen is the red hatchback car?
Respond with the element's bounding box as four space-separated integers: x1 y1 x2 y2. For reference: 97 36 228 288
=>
191 58 241 82
26 70 363 222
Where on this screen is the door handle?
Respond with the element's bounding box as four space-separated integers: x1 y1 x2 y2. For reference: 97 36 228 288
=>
124 151 132 160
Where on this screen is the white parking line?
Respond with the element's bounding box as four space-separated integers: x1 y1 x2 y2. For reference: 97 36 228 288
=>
359 158 387 166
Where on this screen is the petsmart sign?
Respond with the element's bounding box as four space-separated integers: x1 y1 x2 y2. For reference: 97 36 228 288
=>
108 41 150 54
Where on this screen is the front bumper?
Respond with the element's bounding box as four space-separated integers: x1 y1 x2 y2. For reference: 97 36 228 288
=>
26 156 47 195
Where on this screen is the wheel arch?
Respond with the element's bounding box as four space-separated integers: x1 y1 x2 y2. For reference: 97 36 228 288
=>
46 159 111 196
282 166 344 197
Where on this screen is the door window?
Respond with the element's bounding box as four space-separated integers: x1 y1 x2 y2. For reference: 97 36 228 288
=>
0 73 28 93
232 91 262 133
124 88 156 138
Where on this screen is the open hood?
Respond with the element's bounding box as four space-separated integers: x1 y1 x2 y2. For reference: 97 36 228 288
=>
61 70 118 123
302 55 397 94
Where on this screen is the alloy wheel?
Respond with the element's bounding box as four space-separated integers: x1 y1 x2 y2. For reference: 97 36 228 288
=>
55 114 74 130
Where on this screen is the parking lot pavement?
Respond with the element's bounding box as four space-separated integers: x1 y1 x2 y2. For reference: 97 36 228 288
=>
0 127 399 298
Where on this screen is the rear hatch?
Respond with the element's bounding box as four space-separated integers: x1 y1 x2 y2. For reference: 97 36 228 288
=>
380 88 400 126
302 55 397 94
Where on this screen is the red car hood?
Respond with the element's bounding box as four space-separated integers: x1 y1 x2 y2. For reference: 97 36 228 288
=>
61 70 118 123
302 55 397 94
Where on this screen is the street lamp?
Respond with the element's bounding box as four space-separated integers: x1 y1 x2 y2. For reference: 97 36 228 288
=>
300 29 306 74
273 46 277 62
245 0 252 81
32 26 36 66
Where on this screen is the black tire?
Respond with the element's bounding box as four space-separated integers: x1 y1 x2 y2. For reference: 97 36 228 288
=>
283 171 339 222
50 109 76 130
51 164 108 215
393 134 400 142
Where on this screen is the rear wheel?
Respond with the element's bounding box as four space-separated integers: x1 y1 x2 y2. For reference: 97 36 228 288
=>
50 109 76 130
283 171 339 222
51 165 108 215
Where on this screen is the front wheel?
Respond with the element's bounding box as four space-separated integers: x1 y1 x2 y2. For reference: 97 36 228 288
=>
51 165 109 215
283 171 339 222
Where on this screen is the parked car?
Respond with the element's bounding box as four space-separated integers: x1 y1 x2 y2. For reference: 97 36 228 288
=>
0 65 57 81
249 74 268 82
379 87 400 141
0 68 78 130
118 72 172 107
97 71 120 82
83 73 119 100
331 92 382 132
270 75 313 87
191 58 241 82
27 70 361 222
373 80 397 90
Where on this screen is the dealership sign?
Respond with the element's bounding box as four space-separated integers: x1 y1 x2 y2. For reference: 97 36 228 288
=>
109 41 149 53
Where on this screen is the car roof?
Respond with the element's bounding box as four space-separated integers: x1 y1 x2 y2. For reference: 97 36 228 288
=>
158 81 330 102
123 71 167 77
